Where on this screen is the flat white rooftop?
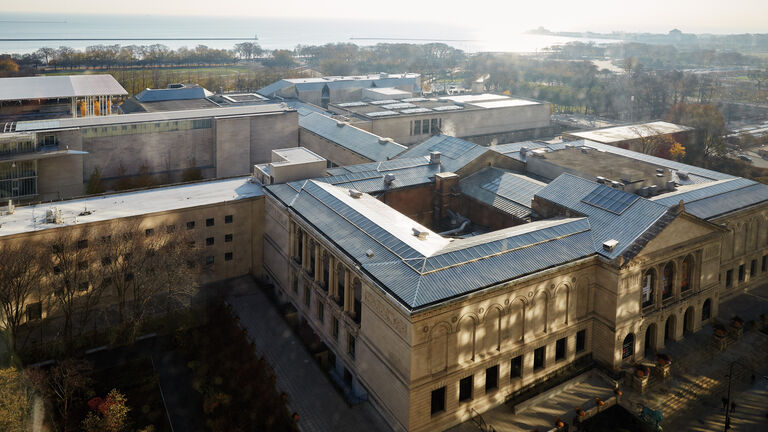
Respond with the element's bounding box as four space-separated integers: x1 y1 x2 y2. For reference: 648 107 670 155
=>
365 87 411 96
438 94 510 104
468 99 541 109
271 147 326 165
0 177 263 238
283 73 420 84
565 121 693 143
0 74 128 102
14 104 293 132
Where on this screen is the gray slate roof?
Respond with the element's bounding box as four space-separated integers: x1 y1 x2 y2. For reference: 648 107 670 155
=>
134 86 212 102
322 157 439 194
459 167 545 219
258 74 421 97
535 173 674 260
266 179 595 311
299 112 407 161
0 75 127 102
396 135 488 173
652 178 768 219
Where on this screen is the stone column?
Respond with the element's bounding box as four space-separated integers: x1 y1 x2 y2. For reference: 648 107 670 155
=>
344 271 352 313
302 233 309 271
328 256 336 298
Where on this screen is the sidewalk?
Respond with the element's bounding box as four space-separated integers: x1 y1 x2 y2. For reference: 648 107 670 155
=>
225 277 392 432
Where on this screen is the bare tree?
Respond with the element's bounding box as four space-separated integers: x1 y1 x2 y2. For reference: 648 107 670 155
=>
46 228 108 348
30 359 93 432
0 242 44 357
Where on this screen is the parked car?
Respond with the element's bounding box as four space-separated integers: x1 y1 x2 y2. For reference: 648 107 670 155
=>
738 154 753 163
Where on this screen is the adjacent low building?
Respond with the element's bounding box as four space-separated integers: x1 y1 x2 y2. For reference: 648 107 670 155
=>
562 121 693 153
328 93 552 146
0 104 297 202
258 73 422 108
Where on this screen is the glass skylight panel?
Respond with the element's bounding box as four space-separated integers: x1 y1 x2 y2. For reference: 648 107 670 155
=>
370 99 400 105
581 186 640 214
433 105 463 111
400 108 433 114
381 103 417 110
367 110 398 117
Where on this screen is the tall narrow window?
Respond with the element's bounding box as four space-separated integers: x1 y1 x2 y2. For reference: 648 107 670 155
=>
681 255 693 292
726 269 733 288
510 355 522 379
662 262 674 299
533 346 546 370
485 366 498 392
738 264 745 282
459 376 473 402
576 330 586 353
555 337 567 361
431 387 446 415
642 269 655 307
622 333 635 359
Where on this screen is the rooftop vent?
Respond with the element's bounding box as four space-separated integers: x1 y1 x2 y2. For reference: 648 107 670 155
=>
384 173 396 184
581 148 589 154
677 171 689 179
45 207 63 224
336 121 346 128
638 187 650 197
666 180 677 191
366 249 374 258
649 185 658 195
603 239 619 251
656 168 664 174
429 151 441 165
596 176 606 184
378 137 393 145
611 180 622 189
6 199 13 215
412 227 429 239
348 189 362 198
519 146 528 162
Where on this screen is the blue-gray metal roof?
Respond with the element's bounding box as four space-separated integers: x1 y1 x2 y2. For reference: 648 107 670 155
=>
459 167 545 219
134 86 211 102
299 112 407 161
535 173 673 260
396 135 488 173
258 75 421 97
652 178 768 219
321 157 439 194
266 179 595 311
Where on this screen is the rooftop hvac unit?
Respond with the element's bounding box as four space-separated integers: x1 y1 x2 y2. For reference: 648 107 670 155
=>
648 185 658 195
384 173 396 184
429 151 441 164
596 176 606 184
677 171 689 179
348 189 362 198
46 207 63 224
638 187 650 197
666 180 677 191
603 239 619 251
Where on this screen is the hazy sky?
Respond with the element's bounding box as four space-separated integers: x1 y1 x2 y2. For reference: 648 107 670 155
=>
4 0 768 34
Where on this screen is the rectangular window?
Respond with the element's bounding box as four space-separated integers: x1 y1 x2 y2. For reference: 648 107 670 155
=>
576 329 586 352
26 302 42 321
750 259 756 277
225 234 233 243
53 265 61 275
459 376 473 402
225 215 233 224
206 218 214 227
347 334 356 359
510 355 522 379
125 273 134 282
145 228 154 237
77 239 88 249
533 346 546 371
738 264 745 282
726 269 733 287
430 118 438 134
431 387 446 415
304 285 311 307
225 252 233 261
205 256 214 265
186 221 195 230
206 237 214 246
556 337 567 361
317 301 324 323
422 119 430 134
332 316 339 340
485 365 499 393
763 255 767 272
413 120 421 135
101 256 111 266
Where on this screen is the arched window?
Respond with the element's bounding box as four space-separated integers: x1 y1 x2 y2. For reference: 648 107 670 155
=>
622 333 634 359
662 262 674 299
642 269 655 308
681 255 693 292
701 298 712 321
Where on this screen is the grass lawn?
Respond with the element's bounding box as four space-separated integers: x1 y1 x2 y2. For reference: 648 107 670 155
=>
91 357 172 432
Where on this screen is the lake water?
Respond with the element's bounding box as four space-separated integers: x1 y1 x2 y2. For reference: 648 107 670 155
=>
0 12 615 54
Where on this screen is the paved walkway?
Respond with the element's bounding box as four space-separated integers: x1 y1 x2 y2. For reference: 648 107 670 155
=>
621 284 768 431
448 371 616 432
225 277 392 432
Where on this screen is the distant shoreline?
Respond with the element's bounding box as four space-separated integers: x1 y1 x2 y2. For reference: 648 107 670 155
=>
0 37 256 42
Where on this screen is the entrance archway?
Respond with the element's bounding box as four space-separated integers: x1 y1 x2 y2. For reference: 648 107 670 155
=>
684 306 695 334
664 315 676 342
701 298 712 322
644 323 657 356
